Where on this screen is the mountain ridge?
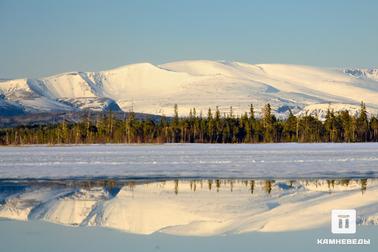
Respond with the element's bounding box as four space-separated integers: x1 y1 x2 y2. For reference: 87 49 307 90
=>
1 60 377 117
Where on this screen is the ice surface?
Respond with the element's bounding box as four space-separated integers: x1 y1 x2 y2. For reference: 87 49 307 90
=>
0 143 378 179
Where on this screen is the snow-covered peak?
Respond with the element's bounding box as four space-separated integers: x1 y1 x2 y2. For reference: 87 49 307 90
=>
1 60 378 116
102 62 159 73
41 72 98 98
296 103 375 120
0 78 31 94
97 62 192 100
160 60 242 76
344 68 378 82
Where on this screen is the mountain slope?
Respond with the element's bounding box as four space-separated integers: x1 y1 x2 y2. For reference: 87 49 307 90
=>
1 61 377 117
344 68 378 82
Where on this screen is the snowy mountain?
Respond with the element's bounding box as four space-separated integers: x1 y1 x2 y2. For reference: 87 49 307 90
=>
1 61 378 117
296 103 369 120
344 68 378 82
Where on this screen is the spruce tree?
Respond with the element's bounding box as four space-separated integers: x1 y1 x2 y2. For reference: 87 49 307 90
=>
262 103 273 142
283 109 297 142
357 101 369 141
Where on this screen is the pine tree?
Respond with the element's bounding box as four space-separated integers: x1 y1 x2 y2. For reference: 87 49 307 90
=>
370 116 378 141
357 101 369 141
325 108 344 142
192 108 199 143
107 110 114 142
1 101 377 145
340 110 353 142
172 104 180 142
214 106 222 143
207 108 215 142
283 109 297 142
262 103 273 142
125 111 136 143
249 104 256 142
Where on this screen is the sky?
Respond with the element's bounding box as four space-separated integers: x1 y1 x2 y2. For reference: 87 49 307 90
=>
0 0 377 79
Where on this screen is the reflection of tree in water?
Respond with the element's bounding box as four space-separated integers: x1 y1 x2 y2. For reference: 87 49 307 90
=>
289 180 295 188
174 179 179 195
76 179 116 190
327 180 335 192
127 181 135 191
189 180 197 192
250 180 255 194
106 179 116 188
263 180 274 195
82 181 92 190
39 178 373 196
216 179 221 192
243 180 248 187
340 179 350 187
208 180 213 191
360 178 367 194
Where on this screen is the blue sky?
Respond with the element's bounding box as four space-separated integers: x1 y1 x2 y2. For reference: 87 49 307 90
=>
0 0 377 78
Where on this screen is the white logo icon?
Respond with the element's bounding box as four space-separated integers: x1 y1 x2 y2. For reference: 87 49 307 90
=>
332 209 356 234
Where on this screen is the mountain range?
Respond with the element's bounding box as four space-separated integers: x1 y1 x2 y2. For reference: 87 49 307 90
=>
1 60 378 118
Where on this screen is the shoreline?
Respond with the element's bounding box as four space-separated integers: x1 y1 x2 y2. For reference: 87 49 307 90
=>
1 141 378 147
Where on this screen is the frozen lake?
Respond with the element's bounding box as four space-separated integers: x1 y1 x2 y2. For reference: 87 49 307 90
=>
0 143 378 179
1 141 378 251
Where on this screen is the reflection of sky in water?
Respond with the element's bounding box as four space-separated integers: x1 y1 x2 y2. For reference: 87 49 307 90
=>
0 220 378 252
0 219 377 252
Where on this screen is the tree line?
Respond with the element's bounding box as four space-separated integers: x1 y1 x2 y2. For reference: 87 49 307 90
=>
1 102 378 145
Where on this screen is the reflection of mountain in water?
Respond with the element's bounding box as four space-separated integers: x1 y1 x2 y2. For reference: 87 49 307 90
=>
0 179 377 236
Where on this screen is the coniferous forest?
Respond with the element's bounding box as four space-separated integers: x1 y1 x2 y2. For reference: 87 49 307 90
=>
1 102 378 145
